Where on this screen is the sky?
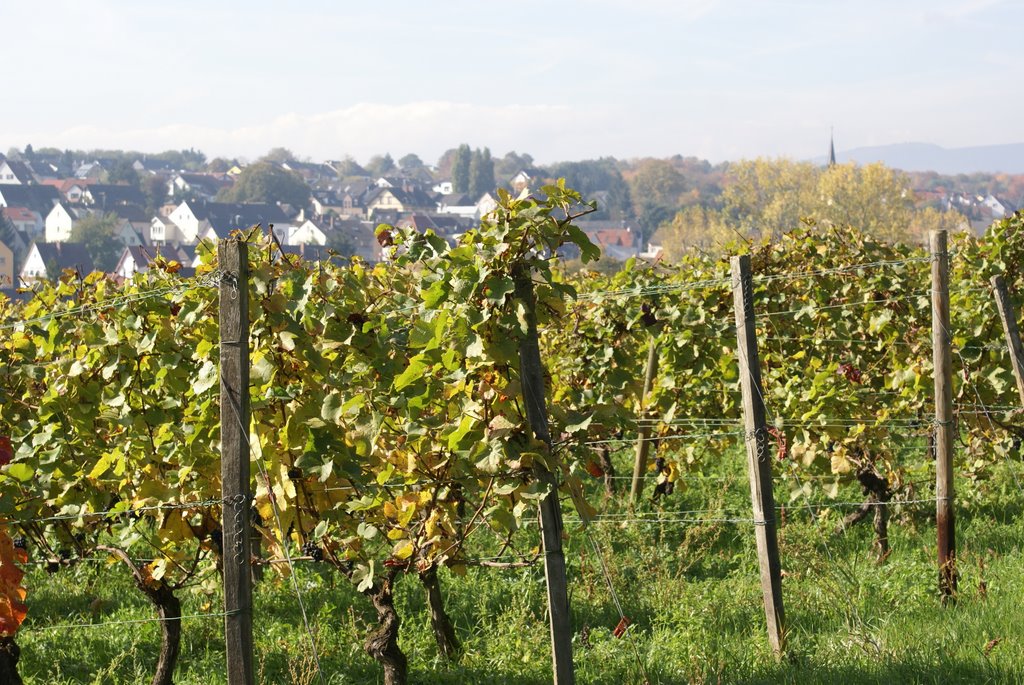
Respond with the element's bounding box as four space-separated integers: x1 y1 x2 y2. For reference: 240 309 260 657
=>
3 0 1021 165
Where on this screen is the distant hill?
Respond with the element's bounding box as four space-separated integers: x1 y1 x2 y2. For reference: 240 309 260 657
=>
813 142 1024 175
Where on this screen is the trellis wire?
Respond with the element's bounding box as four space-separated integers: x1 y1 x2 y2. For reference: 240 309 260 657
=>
0 270 221 332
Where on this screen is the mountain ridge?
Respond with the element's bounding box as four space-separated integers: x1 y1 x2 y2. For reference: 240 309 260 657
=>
812 142 1024 175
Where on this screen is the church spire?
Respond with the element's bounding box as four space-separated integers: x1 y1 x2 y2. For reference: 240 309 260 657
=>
828 128 837 167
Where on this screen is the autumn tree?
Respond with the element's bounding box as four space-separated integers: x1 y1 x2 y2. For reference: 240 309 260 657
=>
817 162 914 242
720 158 818 240
654 205 736 260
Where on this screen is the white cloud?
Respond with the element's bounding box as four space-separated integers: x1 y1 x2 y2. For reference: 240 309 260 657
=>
28 101 622 164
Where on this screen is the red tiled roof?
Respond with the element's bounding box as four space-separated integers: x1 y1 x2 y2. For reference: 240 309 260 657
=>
1 206 38 222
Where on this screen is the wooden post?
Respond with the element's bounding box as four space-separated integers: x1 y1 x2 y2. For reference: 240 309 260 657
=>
931 230 957 600
991 275 1024 406
219 238 255 685
512 264 575 685
731 254 785 656
629 336 659 505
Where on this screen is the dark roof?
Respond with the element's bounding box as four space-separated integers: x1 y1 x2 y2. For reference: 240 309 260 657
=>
31 242 95 277
283 161 335 177
0 184 61 216
440 193 473 206
343 179 374 197
2 161 36 184
106 204 149 222
84 184 147 207
134 158 178 173
177 173 232 194
27 160 61 179
188 201 289 237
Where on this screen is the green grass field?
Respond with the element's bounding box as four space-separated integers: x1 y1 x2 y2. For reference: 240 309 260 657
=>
15 452 1024 684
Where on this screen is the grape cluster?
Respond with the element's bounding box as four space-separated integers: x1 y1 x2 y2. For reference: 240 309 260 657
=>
838 362 863 384
287 467 303 480
12 537 26 550
302 541 323 562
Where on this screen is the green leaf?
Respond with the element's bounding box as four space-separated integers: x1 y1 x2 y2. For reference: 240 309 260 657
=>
393 357 428 391
193 360 218 395
5 463 33 482
321 392 344 423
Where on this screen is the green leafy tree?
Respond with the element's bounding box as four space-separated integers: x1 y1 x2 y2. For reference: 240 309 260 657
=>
142 175 168 213
205 157 233 173
494 151 535 180
105 159 141 187
468 148 494 198
217 162 311 209
365 153 396 177
548 158 632 219
259 147 296 163
628 159 687 233
398 153 424 171
451 144 472 194
335 156 368 178
70 213 122 272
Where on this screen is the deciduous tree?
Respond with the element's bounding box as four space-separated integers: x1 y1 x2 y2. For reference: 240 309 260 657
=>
217 162 311 209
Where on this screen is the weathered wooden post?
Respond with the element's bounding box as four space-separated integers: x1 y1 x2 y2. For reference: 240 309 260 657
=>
991 274 1024 406
629 336 659 505
931 230 957 600
219 237 255 684
731 254 785 656
512 263 575 685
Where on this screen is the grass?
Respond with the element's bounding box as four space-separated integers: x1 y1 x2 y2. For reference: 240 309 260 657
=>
14 452 1024 684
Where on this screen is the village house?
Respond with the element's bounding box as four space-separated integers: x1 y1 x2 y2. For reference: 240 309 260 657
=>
41 178 91 204
0 240 14 288
436 193 479 219
0 160 36 185
167 199 290 243
113 244 196 279
364 186 436 219
82 184 147 209
2 206 44 239
44 202 80 242
509 167 548 194
168 173 232 201
0 184 61 218
20 241 94 284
